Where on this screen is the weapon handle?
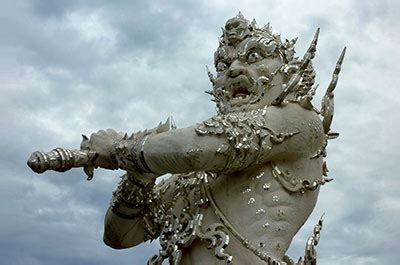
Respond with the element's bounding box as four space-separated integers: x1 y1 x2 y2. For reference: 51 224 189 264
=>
27 148 96 174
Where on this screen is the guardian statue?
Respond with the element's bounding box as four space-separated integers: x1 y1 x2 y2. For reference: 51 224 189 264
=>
28 13 345 264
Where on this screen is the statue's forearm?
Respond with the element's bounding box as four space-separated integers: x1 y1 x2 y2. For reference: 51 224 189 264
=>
143 125 229 175
103 207 148 249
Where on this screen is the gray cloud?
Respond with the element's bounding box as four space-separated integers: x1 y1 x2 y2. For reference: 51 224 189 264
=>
1 0 399 264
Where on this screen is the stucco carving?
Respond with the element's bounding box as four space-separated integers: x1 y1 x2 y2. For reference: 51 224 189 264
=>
28 12 345 264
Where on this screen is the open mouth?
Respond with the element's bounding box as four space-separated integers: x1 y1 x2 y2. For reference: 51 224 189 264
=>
225 75 259 106
231 83 252 99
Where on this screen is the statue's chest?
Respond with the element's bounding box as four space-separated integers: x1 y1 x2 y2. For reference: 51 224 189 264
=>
209 165 292 232
207 160 325 244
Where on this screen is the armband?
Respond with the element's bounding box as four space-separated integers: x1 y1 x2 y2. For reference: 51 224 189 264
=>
110 132 153 174
110 173 154 219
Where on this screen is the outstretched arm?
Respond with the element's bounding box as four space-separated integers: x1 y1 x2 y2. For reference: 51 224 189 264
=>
104 103 324 176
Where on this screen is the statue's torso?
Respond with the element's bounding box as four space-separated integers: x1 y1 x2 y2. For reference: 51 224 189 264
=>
177 157 322 264
150 103 327 264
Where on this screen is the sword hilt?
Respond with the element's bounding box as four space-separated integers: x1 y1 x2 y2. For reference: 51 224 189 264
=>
27 148 97 179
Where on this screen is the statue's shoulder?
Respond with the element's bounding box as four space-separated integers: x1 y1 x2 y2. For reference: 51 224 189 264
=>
195 107 268 138
268 101 326 151
266 101 322 125
196 102 324 145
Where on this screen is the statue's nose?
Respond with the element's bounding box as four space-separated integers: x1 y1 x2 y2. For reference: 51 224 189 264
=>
228 61 248 78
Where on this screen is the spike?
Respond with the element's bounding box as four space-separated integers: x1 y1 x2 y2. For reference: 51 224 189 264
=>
272 29 320 106
300 28 320 71
263 22 272 33
326 46 346 96
321 47 346 134
206 65 216 85
319 213 325 224
123 132 128 140
221 27 225 35
204 90 214 95
237 11 244 19
156 116 176 133
84 165 94 181
327 131 339 139
251 18 257 28
80 134 90 150
272 73 302 105
168 116 176 130
218 37 224 46
322 161 328 176
307 83 318 98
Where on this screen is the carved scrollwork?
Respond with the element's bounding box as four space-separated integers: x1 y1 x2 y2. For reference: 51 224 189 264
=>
148 172 233 265
270 162 332 194
196 108 297 172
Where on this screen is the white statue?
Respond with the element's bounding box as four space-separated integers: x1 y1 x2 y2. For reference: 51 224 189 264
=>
28 13 345 264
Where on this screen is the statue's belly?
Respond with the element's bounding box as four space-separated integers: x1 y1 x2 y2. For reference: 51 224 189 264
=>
180 162 320 264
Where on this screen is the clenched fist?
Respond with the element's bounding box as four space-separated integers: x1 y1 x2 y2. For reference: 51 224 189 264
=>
82 129 125 170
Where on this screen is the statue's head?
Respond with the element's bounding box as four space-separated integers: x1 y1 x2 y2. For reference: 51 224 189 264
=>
222 12 252 45
207 13 315 114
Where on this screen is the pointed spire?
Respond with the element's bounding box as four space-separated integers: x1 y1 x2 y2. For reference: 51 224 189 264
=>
272 28 320 106
325 46 346 96
263 22 272 34
156 116 176 133
168 116 176 130
300 28 320 70
251 18 257 29
237 11 244 19
321 47 346 134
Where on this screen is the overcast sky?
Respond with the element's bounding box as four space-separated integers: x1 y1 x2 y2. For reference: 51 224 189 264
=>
1 0 399 264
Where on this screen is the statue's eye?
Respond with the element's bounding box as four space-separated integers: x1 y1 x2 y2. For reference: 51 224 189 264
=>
247 51 263 64
217 61 228 72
